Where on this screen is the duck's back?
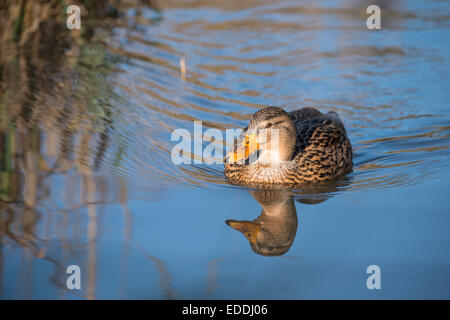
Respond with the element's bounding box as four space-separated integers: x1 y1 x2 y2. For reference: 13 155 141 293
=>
288 107 353 182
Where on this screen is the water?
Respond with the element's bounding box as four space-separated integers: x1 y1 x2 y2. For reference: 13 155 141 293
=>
1 0 449 299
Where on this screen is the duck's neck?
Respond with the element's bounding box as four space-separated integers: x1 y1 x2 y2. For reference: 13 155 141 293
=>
254 143 296 164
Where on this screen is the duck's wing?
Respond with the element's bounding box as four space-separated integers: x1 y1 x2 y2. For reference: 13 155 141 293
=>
323 111 347 134
289 107 346 132
288 107 350 158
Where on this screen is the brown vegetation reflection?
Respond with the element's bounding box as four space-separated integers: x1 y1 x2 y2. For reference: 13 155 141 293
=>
0 0 164 299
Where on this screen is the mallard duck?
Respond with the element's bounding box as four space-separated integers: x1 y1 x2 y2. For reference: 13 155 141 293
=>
224 106 352 186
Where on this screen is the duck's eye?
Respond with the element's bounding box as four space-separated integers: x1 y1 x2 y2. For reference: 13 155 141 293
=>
266 122 273 128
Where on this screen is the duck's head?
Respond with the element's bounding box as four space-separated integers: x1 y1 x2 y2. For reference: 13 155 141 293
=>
225 106 297 165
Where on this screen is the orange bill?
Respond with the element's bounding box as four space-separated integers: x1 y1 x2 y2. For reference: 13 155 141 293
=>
226 220 261 245
224 132 259 164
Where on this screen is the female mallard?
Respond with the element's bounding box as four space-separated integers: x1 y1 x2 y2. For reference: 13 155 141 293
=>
224 106 352 186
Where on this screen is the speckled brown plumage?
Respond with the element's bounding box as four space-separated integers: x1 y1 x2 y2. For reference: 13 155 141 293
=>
224 106 353 187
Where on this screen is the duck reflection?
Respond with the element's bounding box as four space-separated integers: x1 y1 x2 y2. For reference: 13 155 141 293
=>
226 177 352 256
226 189 298 257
